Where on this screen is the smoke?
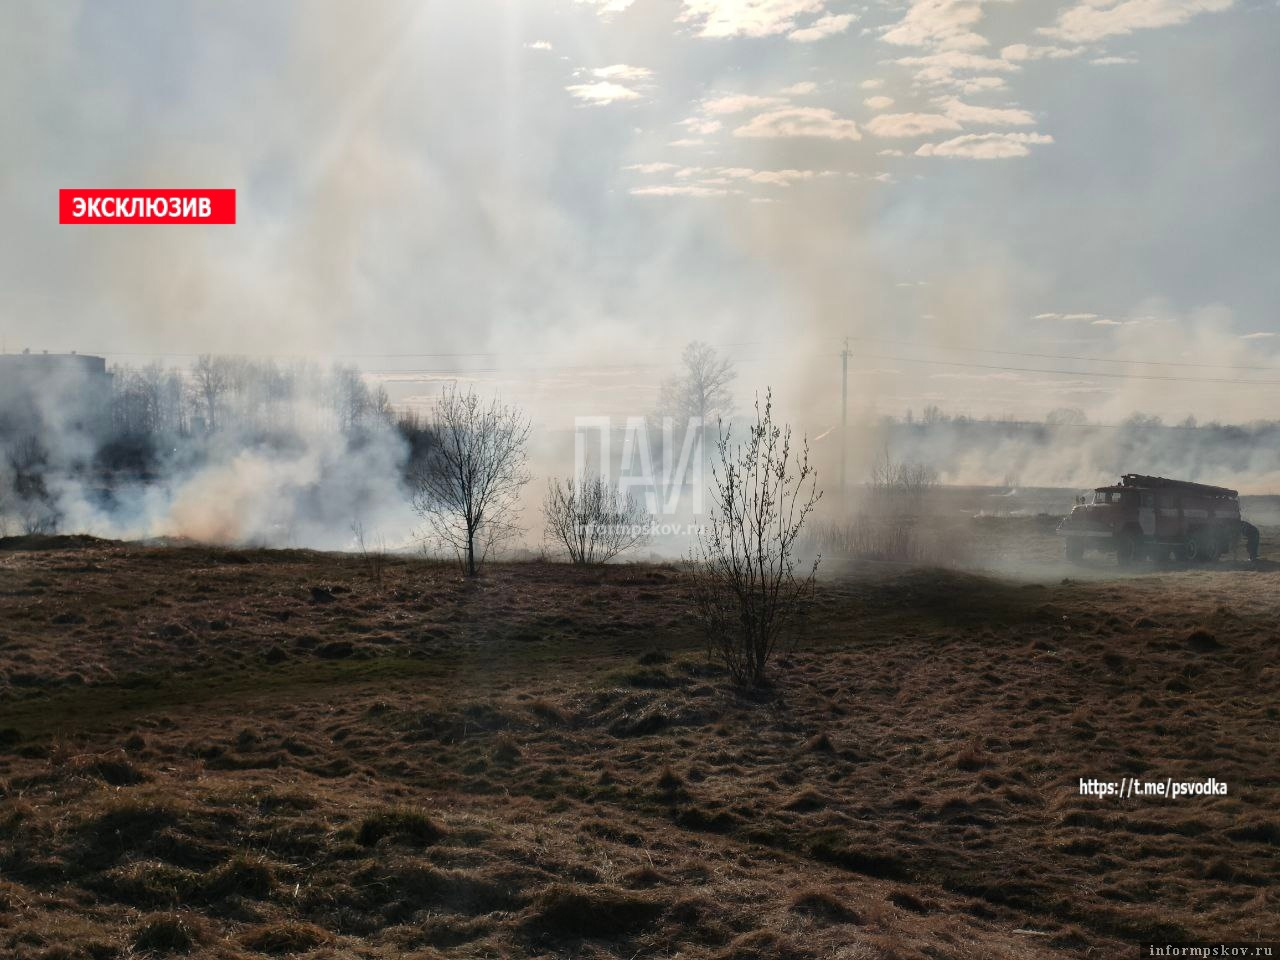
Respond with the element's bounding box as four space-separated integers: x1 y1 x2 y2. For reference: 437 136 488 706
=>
0 357 417 549
4 2 1280 539
876 418 1280 495
55 432 414 550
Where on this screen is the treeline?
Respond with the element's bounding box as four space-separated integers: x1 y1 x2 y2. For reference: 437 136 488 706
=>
109 358 384 454
1 356 438 535
102 356 435 475
880 411 1280 487
892 404 1277 435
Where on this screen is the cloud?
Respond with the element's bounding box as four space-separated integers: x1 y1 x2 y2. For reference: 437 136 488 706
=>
893 50 1019 88
877 148 906 156
954 75 1008 93
679 116 724 134
679 0 829 38
866 112 961 138
722 167 820 185
938 96 1035 126
864 95 895 110
624 162 679 173
1240 332 1276 339
881 0 1001 52
861 78 886 89
789 12 857 41
915 131 1053 157
631 184 734 197
524 41 554 51
1034 312 1101 321
1000 43 1081 61
702 94 789 114
781 81 818 95
565 81 644 105
668 137 707 146
592 64 653 81
574 0 638 13
630 165 831 197
1043 0 1234 43
733 106 861 140
1091 55 1138 64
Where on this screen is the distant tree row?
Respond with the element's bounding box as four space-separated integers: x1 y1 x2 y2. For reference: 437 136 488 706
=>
111 356 391 444
895 405 1278 432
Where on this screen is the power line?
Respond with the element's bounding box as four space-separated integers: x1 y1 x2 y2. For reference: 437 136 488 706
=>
59 338 1280 386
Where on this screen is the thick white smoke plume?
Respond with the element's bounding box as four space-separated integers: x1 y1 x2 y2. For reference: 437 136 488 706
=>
0 357 418 549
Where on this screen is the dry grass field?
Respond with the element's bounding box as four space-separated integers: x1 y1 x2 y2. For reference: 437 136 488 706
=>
0 524 1277 959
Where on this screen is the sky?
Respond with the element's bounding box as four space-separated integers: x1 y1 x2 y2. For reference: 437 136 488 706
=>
2 0 1279 429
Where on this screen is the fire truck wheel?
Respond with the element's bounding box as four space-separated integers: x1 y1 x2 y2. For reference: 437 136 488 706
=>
1116 532 1137 565
1184 534 1205 562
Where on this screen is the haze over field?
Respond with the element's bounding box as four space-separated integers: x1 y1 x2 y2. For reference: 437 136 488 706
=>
3 0 1279 432
2 11 1278 955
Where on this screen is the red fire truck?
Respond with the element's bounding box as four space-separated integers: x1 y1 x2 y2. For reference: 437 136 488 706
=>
1058 474 1254 564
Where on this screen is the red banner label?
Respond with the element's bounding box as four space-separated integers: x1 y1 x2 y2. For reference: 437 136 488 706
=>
59 189 236 224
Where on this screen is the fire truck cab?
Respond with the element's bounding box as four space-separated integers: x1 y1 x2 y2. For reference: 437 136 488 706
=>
1058 474 1242 564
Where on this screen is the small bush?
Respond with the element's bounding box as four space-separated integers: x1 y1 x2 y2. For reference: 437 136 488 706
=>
543 470 651 564
689 391 820 686
804 516 926 563
867 446 938 513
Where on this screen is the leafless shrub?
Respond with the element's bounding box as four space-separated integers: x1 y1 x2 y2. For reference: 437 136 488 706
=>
2 437 59 535
410 385 530 576
543 471 651 564
689 390 821 686
351 521 388 591
805 517 926 563
867 446 938 517
803 514 973 567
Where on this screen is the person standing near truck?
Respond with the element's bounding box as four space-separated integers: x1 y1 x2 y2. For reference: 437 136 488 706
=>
1241 520 1260 561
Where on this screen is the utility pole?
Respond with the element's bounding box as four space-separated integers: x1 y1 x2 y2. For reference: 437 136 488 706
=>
840 336 849 500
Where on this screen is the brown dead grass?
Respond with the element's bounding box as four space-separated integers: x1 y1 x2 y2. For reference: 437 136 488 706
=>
0 535 1276 958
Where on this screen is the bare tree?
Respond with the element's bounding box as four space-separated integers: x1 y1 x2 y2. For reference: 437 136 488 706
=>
190 355 229 432
689 390 821 686
658 341 735 427
544 471 651 564
410 385 531 576
351 520 389 592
